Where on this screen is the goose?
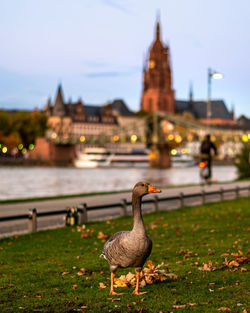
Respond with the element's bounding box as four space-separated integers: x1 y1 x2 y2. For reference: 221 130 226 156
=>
100 182 161 295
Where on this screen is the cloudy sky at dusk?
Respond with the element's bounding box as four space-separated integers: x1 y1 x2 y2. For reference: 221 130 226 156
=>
0 0 249 117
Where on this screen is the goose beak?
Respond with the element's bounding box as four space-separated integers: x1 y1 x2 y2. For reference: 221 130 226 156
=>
148 184 161 193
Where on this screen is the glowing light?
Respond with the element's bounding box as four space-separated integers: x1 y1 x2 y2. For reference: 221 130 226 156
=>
2 147 7 153
51 132 57 140
131 134 137 143
199 162 207 168
80 136 86 143
181 148 186 154
171 149 177 156
22 148 27 155
248 134 250 139
0 144 1 148
175 135 182 143
242 134 248 142
187 134 193 141
211 135 216 142
168 134 174 141
113 135 119 142
18 144 23 150
29 144 34 150
162 120 174 133
212 72 223 80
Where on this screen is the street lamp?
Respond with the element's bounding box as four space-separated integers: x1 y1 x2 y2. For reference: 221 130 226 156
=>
207 68 223 123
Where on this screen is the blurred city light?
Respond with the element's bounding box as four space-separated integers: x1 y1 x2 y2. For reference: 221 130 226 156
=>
80 135 86 143
2 147 7 153
22 148 27 155
242 134 248 142
175 135 182 143
171 149 177 155
211 72 223 80
113 135 119 142
199 161 206 168
51 132 57 140
18 144 23 150
29 144 34 150
131 134 137 143
168 134 174 140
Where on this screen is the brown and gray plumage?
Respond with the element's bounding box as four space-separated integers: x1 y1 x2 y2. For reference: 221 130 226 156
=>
100 182 161 295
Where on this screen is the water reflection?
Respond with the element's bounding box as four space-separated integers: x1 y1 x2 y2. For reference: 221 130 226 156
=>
0 166 237 200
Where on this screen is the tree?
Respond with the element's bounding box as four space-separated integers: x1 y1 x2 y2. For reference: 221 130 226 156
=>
234 143 250 179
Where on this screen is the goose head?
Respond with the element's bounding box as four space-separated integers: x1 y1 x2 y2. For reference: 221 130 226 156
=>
133 182 161 198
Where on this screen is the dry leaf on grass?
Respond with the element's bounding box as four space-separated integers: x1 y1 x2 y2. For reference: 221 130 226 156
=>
218 307 231 311
97 231 108 240
114 260 177 288
99 282 107 289
172 304 186 309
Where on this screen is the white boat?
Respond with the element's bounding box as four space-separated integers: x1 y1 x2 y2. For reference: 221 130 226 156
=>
74 147 150 168
172 153 196 167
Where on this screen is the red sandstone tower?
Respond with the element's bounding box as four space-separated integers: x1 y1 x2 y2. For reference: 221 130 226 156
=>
141 18 175 114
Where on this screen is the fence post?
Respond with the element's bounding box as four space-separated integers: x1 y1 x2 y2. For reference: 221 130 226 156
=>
153 195 159 211
120 199 127 216
79 203 88 224
220 188 224 201
235 186 239 199
28 208 37 232
201 190 205 205
179 192 184 208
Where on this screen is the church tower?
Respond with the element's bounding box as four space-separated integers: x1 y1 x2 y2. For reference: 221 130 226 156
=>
140 18 175 114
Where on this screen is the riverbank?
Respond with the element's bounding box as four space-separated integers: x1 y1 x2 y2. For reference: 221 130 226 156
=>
0 198 249 312
0 165 238 201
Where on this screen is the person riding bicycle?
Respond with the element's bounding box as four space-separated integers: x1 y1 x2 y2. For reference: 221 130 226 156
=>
200 134 217 182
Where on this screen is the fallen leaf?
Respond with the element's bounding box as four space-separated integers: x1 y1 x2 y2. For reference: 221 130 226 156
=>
61 272 69 276
99 282 107 289
172 304 186 308
188 303 197 306
218 308 231 311
241 267 247 272
73 285 77 289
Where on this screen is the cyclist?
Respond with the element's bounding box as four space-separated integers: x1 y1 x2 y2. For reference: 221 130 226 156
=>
200 134 217 183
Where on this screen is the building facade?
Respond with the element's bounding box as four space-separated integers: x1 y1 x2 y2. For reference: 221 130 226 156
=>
141 18 175 114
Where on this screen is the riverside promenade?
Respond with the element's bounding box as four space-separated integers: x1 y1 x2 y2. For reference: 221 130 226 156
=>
0 180 249 237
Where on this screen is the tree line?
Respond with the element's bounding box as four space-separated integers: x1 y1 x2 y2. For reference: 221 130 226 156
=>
0 110 47 154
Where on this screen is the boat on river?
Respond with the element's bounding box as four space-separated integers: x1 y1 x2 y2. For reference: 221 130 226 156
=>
74 147 150 168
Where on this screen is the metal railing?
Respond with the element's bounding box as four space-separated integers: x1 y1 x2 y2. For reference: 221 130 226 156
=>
0 185 249 234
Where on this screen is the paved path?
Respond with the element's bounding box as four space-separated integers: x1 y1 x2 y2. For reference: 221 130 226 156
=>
0 181 249 237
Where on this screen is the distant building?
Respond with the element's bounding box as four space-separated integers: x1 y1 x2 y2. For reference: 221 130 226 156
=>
140 18 175 114
44 85 146 145
140 17 235 126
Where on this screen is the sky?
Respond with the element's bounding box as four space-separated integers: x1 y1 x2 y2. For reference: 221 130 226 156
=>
0 0 250 117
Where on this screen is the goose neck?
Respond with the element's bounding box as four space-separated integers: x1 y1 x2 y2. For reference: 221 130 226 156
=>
132 194 145 233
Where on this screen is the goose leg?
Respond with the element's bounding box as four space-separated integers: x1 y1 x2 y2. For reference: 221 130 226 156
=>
132 271 147 295
109 272 123 295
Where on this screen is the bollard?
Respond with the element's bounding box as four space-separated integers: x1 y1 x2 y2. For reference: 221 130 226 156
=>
153 195 159 211
235 186 239 199
220 188 224 201
28 208 37 232
179 192 184 208
78 203 88 224
120 199 127 216
201 190 205 205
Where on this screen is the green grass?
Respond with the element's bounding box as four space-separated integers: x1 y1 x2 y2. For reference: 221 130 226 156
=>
0 198 249 313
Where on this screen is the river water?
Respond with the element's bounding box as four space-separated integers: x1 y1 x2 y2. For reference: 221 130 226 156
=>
0 165 238 200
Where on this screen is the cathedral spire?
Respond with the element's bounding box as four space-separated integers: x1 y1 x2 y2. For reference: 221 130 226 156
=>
155 14 161 41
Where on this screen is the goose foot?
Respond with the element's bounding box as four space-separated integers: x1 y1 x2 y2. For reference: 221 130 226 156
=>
132 290 148 295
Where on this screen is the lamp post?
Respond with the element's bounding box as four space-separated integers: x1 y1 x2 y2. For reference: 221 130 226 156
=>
207 68 223 125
